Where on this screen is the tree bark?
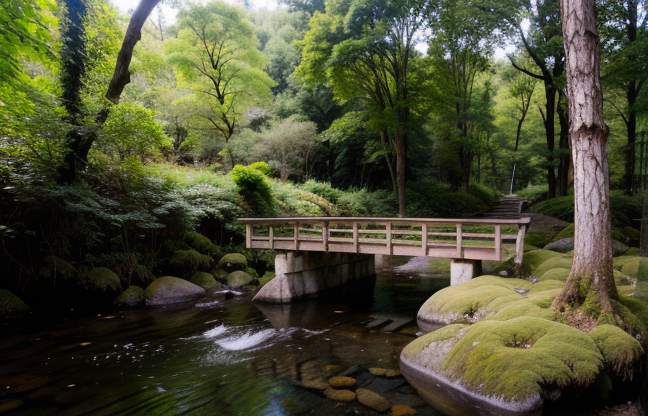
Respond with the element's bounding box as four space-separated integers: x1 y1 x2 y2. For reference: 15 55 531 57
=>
58 0 161 183
552 0 618 314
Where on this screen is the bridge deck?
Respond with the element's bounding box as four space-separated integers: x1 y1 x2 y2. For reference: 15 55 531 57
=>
240 217 530 264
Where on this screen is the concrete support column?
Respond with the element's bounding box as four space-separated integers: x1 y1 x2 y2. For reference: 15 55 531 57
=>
450 259 482 285
253 251 376 303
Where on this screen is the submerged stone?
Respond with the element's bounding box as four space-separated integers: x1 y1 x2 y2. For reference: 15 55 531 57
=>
189 272 221 292
324 388 355 402
328 376 355 388
356 388 390 412
145 276 206 306
391 404 416 416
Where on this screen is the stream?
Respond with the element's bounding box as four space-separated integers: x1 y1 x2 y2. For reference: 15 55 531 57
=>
0 256 450 416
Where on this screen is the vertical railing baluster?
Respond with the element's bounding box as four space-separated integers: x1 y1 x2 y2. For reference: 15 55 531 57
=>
456 223 463 258
386 222 392 255
422 223 428 256
322 221 329 252
269 226 274 249
353 222 359 253
294 223 299 250
494 225 502 261
246 223 252 248
515 222 527 267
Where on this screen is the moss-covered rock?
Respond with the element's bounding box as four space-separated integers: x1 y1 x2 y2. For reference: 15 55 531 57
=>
533 257 573 278
189 272 221 292
538 268 571 282
44 255 77 279
244 267 259 278
543 238 574 253
185 232 221 256
589 324 644 379
554 223 574 240
216 253 248 272
403 316 604 411
622 227 640 246
169 249 212 274
226 271 255 288
524 250 564 273
86 267 121 294
525 233 555 249
115 286 145 307
417 276 560 330
145 276 206 306
258 271 275 287
618 257 648 281
0 289 29 315
625 247 640 256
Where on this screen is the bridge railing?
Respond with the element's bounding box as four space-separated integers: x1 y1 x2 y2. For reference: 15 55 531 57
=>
239 217 530 265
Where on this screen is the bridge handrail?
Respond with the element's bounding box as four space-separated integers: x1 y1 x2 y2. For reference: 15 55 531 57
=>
239 217 530 265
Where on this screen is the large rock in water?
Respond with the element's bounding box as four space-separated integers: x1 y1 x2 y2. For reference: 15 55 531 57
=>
226 271 255 288
115 286 145 307
216 253 247 273
145 276 206 306
0 289 29 315
189 272 221 292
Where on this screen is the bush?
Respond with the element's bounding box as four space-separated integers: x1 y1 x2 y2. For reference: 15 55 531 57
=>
301 180 344 204
231 164 274 215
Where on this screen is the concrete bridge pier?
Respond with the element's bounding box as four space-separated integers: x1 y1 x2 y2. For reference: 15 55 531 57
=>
253 251 376 303
450 259 482 285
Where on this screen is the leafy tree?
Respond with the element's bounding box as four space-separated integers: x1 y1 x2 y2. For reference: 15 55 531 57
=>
296 0 432 216
167 2 274 169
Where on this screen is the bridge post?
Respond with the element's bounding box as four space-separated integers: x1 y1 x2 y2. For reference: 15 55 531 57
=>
253 251 376 303
450 259 482 285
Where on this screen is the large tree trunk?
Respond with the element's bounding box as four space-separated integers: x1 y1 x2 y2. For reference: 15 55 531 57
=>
552 0 618 314
59 0 161 183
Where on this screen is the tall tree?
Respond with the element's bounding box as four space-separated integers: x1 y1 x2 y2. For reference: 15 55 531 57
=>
296 0 430 216
552 0 618 314
599 0 647 195
167 2 274 169
58 0 161 182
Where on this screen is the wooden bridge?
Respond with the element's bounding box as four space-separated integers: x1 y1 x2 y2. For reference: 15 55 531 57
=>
240 217 530 303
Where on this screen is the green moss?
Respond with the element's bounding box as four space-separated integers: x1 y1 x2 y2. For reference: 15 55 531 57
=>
45 255 77 279
87 267 121 293
227 271 255 288
185 232 220 256
589 324 644 379
614 256 640 271
619 258 648 279
0 289 29 315
189 272 220 291
442 317 603 402
525 233 555 248
534 257 573 278
216 253 248 272
625 247 640 256
554 224 574 240
618 295 648 333
523 250 564 273
634 282 648 304
622 227 639 243
115 285 144 307
169 249 212 272
258 271 275 287
538 268 571 282
402 324 468 358
244 267 259 278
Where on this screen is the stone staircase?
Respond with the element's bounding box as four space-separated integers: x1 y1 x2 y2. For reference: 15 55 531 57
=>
481 196 528 219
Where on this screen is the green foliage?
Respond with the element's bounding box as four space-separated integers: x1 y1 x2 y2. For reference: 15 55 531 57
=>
301 180 344 204
532 194 642 228
249 162 272 175
185 232 220 257
408 180 495 217
97 104 171 162
231 164 275 215
169 249 213 275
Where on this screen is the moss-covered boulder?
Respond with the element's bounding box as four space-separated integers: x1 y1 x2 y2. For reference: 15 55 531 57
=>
258 271 275 287
169 249 212 274
416 276 561 331
401 316 605 413
115 286 145 307
244 267 259 278
189 272 222 292
145 276 206 306
523 250 563 273
217 253 248 272
589 324 644 378
226 271 255 288
533 257 573 278
537 268 571 282
44 255 77 279
185 232 221 256
86 267 121 295
618 257 648 281
554 223 574 240
0 289 29 315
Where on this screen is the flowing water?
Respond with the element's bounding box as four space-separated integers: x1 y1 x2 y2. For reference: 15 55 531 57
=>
0 256 451 416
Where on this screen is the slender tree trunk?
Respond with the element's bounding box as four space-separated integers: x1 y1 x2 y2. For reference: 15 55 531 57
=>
557 101 570 196
552 0 618 314
396 130 407 218
640 191 648 257
544 85 557 199
624 83 638 194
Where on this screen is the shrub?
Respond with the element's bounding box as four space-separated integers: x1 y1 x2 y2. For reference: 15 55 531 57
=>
231 164 274 215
